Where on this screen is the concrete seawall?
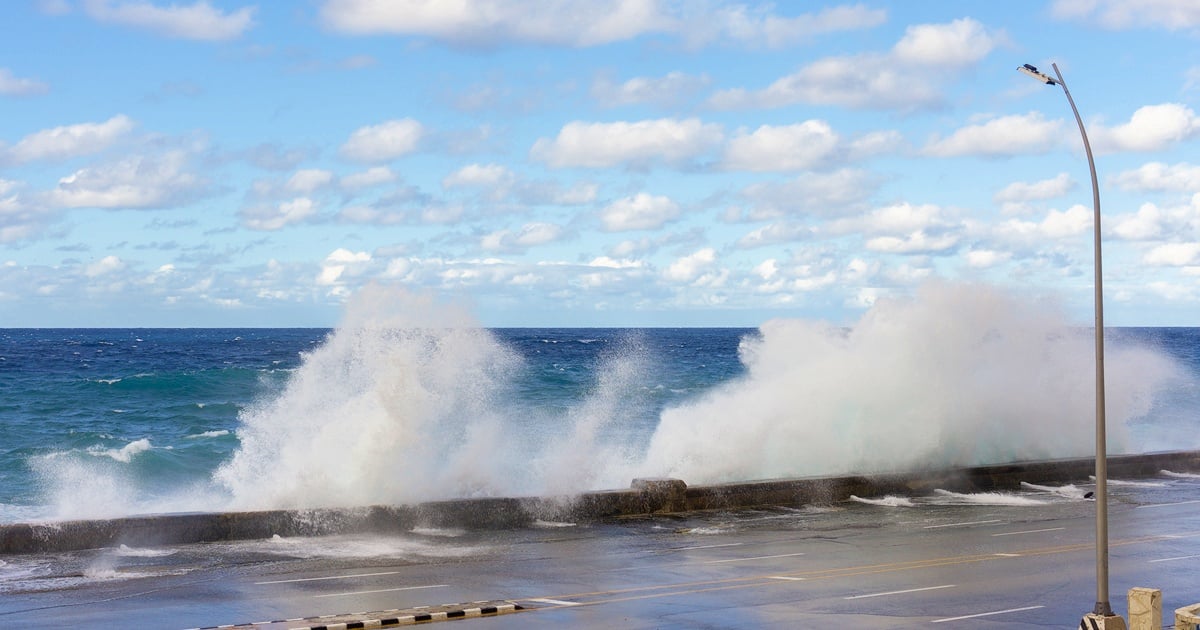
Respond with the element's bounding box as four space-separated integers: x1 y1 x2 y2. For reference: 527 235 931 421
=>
4 450 1198 554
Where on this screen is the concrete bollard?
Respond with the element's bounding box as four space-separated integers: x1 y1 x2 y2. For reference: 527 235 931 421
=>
1176 603 1200 630
1128 588 1161 630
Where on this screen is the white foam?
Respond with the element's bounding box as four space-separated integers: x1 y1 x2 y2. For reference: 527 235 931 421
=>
1093 477 1167 488
932 489 1048 506
87 438 152 463
851 494 915 507
533 519 577 528
411 527 466 538
1161 470 1200 479
185 430 230 439
114 544 176 558
1020 482 1090 499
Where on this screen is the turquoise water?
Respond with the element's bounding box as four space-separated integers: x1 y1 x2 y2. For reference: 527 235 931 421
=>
1 318 1197 523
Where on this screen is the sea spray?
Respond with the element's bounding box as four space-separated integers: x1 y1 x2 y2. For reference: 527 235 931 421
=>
214 287 522 508
214 286 650 509
637 282 1181 484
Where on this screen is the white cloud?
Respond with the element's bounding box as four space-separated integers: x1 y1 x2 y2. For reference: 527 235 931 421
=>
1091 104 1200 153
865 231 959 254
481 222 564 252
995 173 1074 203
85 255 125 277
993 205 1092 242
0 68 49 96
965 249 1012 268
721 121 840 172
241 197 318 231
1113 162 1200 192
339 118 424 162
48 151 204 209
82 0 256 41
5 115 134 164
531 118 723 168
735 222 814 249
340 166 396 189
665 247 718 283
1144 242 1200 266
285 169 334 194
891 17 998 67
600 193 681 231
591 71 711 108
1111 203 1166 241
443 163 513 188
846 130 906 160
924 113 1063 158
737 169 880 220
1051 0 1200 30
830 202 948 236
694 4 887 49
708 18 998 111
320 0 671 47
317 248 371 285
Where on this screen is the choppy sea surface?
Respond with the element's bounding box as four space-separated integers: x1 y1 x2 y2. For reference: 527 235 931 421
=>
2 293 1198 524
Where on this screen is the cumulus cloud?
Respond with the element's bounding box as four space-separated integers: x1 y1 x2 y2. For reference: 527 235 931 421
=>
285 169 334 194
0 68 49 96
480 222 564 253
85 254 126 277
708 18 999 111
993 205 1092 243
995 173 1074 203
721 121 840 172
1144 242 1200 266
965 249 1012 268
4 115 134 164
591 71 711 108
339 118 424 162
1111 203 1167 241
736 168 880 220
689 3 886 49
865 231 959 254
923 112 1063 158
665 247 720 283
340 166 396 190
443 163 514 188
1091 104 1200 153
241 197 319 231
1113 162 1200 192
82 0 256 41
320 0 671 47
47 150 205 209
1051 0 1200 30
735 222 814 249
316 248 371 286
600 193 681 231
532 118 722 169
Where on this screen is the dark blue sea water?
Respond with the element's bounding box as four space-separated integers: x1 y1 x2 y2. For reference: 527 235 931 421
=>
1 311 1198 523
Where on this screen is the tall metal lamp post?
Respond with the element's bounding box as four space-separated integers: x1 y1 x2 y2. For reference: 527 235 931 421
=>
1017 63 1124 628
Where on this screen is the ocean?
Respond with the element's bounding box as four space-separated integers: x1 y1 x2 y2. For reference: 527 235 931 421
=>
2 286 1199 525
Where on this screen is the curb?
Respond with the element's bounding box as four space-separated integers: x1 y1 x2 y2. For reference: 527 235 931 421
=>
188 601 524 630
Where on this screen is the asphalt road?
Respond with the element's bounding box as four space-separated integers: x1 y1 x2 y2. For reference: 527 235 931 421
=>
2 475 1199 629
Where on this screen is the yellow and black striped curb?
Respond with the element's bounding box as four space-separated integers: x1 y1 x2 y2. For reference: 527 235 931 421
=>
187 601 524 629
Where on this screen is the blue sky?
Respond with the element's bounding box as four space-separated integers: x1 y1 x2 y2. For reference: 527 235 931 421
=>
2 0 1199 327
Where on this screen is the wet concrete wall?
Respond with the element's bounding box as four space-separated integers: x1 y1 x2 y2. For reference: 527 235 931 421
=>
3 450 1198 554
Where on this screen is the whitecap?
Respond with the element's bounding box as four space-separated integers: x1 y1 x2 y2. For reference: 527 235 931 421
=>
88 438 152 463
931 489 1047 506
185 430 230 439
1020 481 1090 499
1161 470 1200 479
850 494 915 507
533 519 577 528
114 544 176 558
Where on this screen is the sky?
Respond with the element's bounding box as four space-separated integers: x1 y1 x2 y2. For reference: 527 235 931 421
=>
2 0 1200 328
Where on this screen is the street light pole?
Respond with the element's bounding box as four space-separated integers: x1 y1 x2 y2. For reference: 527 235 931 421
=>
1017 62 1120 625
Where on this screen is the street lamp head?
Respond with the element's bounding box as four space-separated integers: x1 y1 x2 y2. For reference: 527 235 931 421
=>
1018 63 1059 85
